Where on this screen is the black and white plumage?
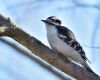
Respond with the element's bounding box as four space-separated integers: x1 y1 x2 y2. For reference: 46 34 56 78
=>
41 16 93 72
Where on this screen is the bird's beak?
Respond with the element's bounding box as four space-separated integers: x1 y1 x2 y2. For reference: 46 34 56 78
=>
41 20 47 23
41 19 53 25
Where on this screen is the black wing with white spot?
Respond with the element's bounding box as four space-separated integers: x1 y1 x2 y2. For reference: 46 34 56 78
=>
56 26 90 62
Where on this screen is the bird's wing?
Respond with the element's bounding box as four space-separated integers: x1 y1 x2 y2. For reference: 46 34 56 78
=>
56 26 90 63
56 26 77 41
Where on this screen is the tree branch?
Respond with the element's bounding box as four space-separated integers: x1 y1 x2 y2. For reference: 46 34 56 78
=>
0 38 73 80
0 14 100 80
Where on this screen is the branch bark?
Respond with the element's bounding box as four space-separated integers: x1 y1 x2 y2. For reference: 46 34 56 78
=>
0 14 100 80
0 38 73 80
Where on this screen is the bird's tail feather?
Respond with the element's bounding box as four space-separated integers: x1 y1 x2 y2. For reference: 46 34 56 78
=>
86 58 91 64
84 62 94 73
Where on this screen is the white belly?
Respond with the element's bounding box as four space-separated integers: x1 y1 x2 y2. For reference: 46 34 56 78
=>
47 28 84 63
47 31 72 57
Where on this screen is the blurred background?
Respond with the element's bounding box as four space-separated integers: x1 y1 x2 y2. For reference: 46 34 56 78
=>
0 0 100 80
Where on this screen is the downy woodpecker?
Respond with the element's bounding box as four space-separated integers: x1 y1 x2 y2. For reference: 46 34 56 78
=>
41 16 93 72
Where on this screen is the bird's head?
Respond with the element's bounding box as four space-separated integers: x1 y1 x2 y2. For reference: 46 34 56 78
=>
41 16 61 26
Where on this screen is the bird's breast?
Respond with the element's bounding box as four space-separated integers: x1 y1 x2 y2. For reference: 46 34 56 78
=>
46 28 84 64
47 29 71 56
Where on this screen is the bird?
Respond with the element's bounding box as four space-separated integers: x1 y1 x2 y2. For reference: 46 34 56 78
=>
41 16 93 72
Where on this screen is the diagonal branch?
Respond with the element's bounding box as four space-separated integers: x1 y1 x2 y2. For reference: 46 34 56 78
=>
0 38 73 80
0 14 100 80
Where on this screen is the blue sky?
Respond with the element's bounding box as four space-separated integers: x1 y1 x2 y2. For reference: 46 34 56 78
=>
0 0 100 80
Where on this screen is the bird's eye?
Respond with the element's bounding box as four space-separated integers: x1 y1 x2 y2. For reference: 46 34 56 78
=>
54 19 61 25
51 19 55 22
